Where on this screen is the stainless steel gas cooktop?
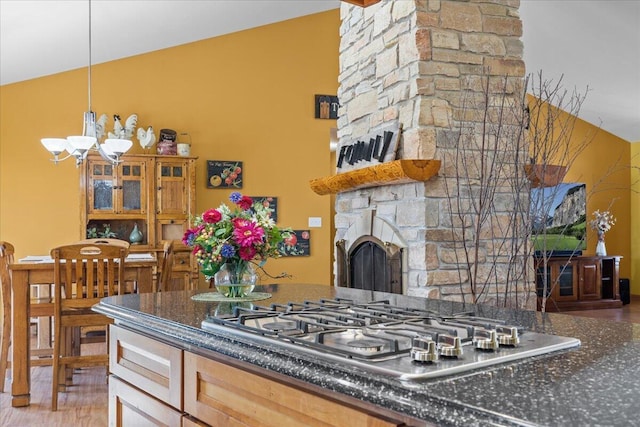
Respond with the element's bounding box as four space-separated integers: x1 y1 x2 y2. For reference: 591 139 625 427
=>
201 298 580 381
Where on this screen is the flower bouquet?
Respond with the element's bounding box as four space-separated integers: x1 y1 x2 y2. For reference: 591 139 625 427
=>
589 210 615 234
589 209 615 256
183 192 292 297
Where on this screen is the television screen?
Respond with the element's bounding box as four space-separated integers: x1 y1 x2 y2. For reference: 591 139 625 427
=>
530 182 586 256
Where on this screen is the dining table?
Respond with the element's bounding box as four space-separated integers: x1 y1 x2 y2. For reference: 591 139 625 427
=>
8 253 157 407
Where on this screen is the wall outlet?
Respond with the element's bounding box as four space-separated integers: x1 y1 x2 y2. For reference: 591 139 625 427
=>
308 217 322 228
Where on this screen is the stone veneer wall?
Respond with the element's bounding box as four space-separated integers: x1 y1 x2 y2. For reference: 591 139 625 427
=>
335 0 534 307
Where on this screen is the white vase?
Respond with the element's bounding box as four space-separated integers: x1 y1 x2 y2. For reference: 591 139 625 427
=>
595 231 607 256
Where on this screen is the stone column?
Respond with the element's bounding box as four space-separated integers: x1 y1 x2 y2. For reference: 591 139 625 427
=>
336 0 534 308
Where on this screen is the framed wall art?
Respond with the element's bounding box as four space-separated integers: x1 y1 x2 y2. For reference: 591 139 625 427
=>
279 230 310 257
207 160 243 188
314 95 339 119
530 182 586 255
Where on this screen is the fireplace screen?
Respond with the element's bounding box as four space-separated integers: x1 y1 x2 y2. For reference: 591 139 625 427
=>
336 236 402 294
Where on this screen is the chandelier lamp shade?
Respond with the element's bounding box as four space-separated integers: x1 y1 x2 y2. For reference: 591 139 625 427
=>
40 0 132 166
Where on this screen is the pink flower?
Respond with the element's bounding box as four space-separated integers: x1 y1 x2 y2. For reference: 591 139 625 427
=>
237 196 253 210
238 246 257 261
233 218 264 247
202 209 222 223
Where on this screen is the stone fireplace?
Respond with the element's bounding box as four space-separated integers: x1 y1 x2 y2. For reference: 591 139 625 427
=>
336 209 406 294
333 0 534 308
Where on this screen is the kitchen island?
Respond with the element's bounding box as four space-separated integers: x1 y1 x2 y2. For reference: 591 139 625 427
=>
95 283 640 426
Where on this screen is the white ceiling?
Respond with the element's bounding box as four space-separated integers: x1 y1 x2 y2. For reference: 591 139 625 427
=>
1 0 638 142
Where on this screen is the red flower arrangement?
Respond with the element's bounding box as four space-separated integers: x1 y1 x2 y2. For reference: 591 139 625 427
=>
183 192 292 279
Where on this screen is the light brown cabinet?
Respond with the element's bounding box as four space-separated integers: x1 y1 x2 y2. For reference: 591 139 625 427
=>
86 158 149 216
108 325 410 427
183 352 403 427
536 256 621 311
81 153 198 290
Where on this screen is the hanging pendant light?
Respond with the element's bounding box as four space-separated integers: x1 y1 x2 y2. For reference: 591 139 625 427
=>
40 0 131 166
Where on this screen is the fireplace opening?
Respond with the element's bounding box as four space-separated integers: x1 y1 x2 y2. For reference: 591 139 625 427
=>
336 235 403 294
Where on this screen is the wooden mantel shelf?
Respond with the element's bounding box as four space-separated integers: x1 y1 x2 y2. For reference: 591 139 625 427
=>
309 159 441 195
342 0 382 7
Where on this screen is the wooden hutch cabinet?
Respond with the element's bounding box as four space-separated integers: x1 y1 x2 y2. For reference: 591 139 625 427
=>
80 153 198 290
536 255 622 311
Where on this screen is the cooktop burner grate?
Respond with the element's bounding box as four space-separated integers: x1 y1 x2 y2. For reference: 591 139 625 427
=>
202 298 581 380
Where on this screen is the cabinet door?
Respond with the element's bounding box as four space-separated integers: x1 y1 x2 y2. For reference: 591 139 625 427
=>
184 352 403 427
551 260 578 302
88 161 117 213
157 160 189 215
87 159 147 214
118 160 147 214
579 259 601 300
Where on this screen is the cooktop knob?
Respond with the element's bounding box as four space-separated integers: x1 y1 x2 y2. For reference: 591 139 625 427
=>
439 336 463 358
410 337 438 363
497 326 520 346
474 328 500 351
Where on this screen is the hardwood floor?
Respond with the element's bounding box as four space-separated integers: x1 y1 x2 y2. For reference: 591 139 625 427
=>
0 343 108 427
564 295 640 323
1 296 639 426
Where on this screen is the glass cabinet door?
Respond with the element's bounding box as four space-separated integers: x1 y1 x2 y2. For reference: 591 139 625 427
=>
88 159 146 214
89 162 116 213
555 261 576 299
118 161 147 214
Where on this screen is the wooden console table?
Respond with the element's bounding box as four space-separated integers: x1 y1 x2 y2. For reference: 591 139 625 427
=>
536 255 622 312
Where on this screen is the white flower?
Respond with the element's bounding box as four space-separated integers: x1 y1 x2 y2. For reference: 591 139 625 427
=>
589 210 615 233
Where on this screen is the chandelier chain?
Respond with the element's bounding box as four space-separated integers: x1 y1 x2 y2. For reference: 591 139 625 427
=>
88 0 92 112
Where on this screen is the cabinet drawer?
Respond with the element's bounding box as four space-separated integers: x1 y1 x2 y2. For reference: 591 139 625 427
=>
184 352 402 427
109 375 183 427
110 325 183 410
172 251 192 272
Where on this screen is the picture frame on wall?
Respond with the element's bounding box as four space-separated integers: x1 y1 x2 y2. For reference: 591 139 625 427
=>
314 95 339 119
207 160 243 188
250 196 278 222
279 230 310 257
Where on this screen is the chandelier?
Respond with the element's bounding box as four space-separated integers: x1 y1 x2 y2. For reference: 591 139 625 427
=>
40 0 132 166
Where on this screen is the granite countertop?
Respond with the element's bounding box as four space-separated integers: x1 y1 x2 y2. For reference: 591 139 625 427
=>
95 284 640 426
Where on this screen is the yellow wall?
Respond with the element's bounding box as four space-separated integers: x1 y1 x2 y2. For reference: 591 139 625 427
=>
0 11 340 286
526 94 634 291
562 117 633 286
631 142 640 294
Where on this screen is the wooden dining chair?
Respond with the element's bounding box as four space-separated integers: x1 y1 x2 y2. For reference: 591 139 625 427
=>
0 241 14 392
157 240 174 292
50 242 128 410
75 238 133 293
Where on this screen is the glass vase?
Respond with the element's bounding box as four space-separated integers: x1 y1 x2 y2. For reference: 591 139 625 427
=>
213 260 257 298
595 230 607 256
